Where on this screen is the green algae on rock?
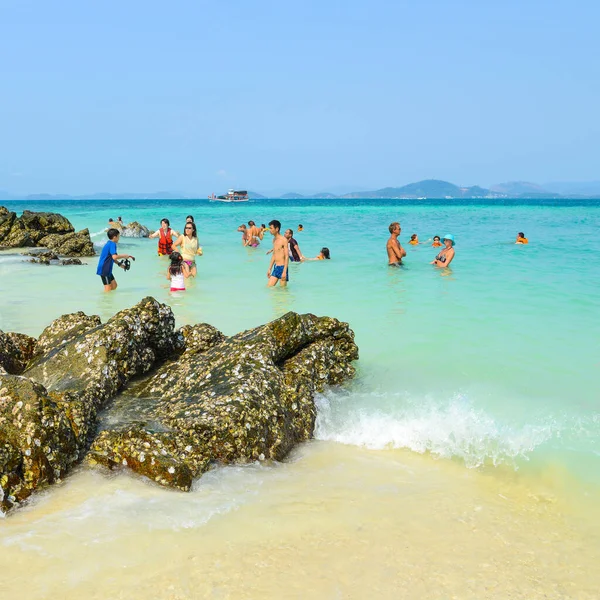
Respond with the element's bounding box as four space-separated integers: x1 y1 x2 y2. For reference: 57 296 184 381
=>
88 312 358 491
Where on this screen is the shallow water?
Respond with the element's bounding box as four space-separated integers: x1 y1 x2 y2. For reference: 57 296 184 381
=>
1 198 599 597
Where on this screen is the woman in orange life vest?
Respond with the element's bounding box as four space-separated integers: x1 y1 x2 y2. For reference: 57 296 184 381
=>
432 235 443 247
149 218 179 256
409 234 420 245
515 232 529 244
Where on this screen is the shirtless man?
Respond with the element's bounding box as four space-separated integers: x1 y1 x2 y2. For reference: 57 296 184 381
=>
387 222 406 266
267 219 289 287
246 220 261 247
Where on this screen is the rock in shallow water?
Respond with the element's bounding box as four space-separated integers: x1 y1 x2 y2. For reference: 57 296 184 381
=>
88 312 358 491
0 300 358 513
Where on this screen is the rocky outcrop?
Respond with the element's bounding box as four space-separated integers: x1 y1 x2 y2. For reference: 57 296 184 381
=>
24 250 85 265
38 229 95 257
0 332 37 374
0 375 80 513
119 221 151 238
0 298 180 513
0 207 94 256
88 312 358 491
0 301 358 514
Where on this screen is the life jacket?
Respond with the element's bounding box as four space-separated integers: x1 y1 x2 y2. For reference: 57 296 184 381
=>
158 228 173 255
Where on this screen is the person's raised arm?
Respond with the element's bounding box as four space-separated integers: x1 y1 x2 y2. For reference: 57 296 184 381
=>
149 230 160 239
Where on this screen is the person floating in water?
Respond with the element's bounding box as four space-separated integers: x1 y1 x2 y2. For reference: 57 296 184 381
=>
284 229 305 262
432 235 442 247
166 251 190 292
246 220 261 247
266 219 289 287
172 221 202 276
297 224 304 232
149 218 178 256
96 228 135 292
259 224 267 240
431 234 455 267
409 234 419 245
516 232 529 244
386 222 406 266
306 247 331 260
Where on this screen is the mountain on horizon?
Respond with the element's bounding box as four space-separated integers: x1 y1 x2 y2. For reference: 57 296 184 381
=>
339 179 498 199
490 181 549 196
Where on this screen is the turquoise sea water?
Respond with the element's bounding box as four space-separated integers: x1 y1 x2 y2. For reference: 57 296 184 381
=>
1 198 599 493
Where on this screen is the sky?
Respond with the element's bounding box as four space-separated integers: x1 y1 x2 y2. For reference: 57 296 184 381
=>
1 0 599 195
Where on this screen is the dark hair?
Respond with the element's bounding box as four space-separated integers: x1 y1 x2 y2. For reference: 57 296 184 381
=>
410 234 417 240
169 251 183 276
299 224 303 227
248 220 255 226
107 228 120 240
269 219 281 231
433 235 440 240
186 215 194 222
261 223 266 228
161 218 170 227
321 247 330 259
285 228 293 236
518 232 525 237
184 222 197 238
117 216 122 220
389 222 400 234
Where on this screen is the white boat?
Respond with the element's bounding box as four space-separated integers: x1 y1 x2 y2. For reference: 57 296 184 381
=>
209 189 249 202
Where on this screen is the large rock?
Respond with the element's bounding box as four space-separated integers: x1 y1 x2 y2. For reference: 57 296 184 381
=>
0 208 17 244
0 298 180 514
0 207 94 256
0 332 37 374
88 312 358 491
0 374 79 513
38 228 95 257
120 221 151 238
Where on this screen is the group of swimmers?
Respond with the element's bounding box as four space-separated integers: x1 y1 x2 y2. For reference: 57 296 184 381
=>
98 214 529 292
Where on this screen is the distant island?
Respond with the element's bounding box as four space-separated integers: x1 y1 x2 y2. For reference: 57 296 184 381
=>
2 179 599 201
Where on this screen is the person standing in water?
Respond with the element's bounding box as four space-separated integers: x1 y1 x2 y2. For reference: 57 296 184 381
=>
267 220 289 287
172 221 201 276
386 222 406 266
149 218 178 256
284 229 305 262
96 228 135 292
431 234 455 267
246 220 261 247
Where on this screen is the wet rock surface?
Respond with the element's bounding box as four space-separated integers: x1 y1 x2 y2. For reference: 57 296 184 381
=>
119 221 151 238
0 332 37 374
23 250 85 265
0 301 358 513
0 207 94 256
88 312 358 491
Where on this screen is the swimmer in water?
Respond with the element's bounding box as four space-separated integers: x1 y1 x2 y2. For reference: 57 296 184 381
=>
298 224 304 232
432 235 442 247
237 224 248 245
386 222 406 266
516 232 529 244
306 247 330 260
409 234 419 245
246 220 261 247
431 234 455 267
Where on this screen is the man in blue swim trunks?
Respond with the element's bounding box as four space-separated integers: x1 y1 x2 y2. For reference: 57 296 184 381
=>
266 219 289 287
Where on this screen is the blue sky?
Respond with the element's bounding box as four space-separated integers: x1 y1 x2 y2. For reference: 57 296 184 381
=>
1 0 599 195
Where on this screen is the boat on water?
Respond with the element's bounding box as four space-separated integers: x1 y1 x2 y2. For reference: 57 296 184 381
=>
209 189 249 203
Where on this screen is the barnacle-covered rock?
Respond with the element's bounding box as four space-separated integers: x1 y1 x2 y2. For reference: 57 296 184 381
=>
0 331 37 374
0 374 79 514
119 221 151 238
89 312 358 489
33 311 102 358
38 228 95 257
178 323 225 356
0 207 77 249
0 297 180 514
